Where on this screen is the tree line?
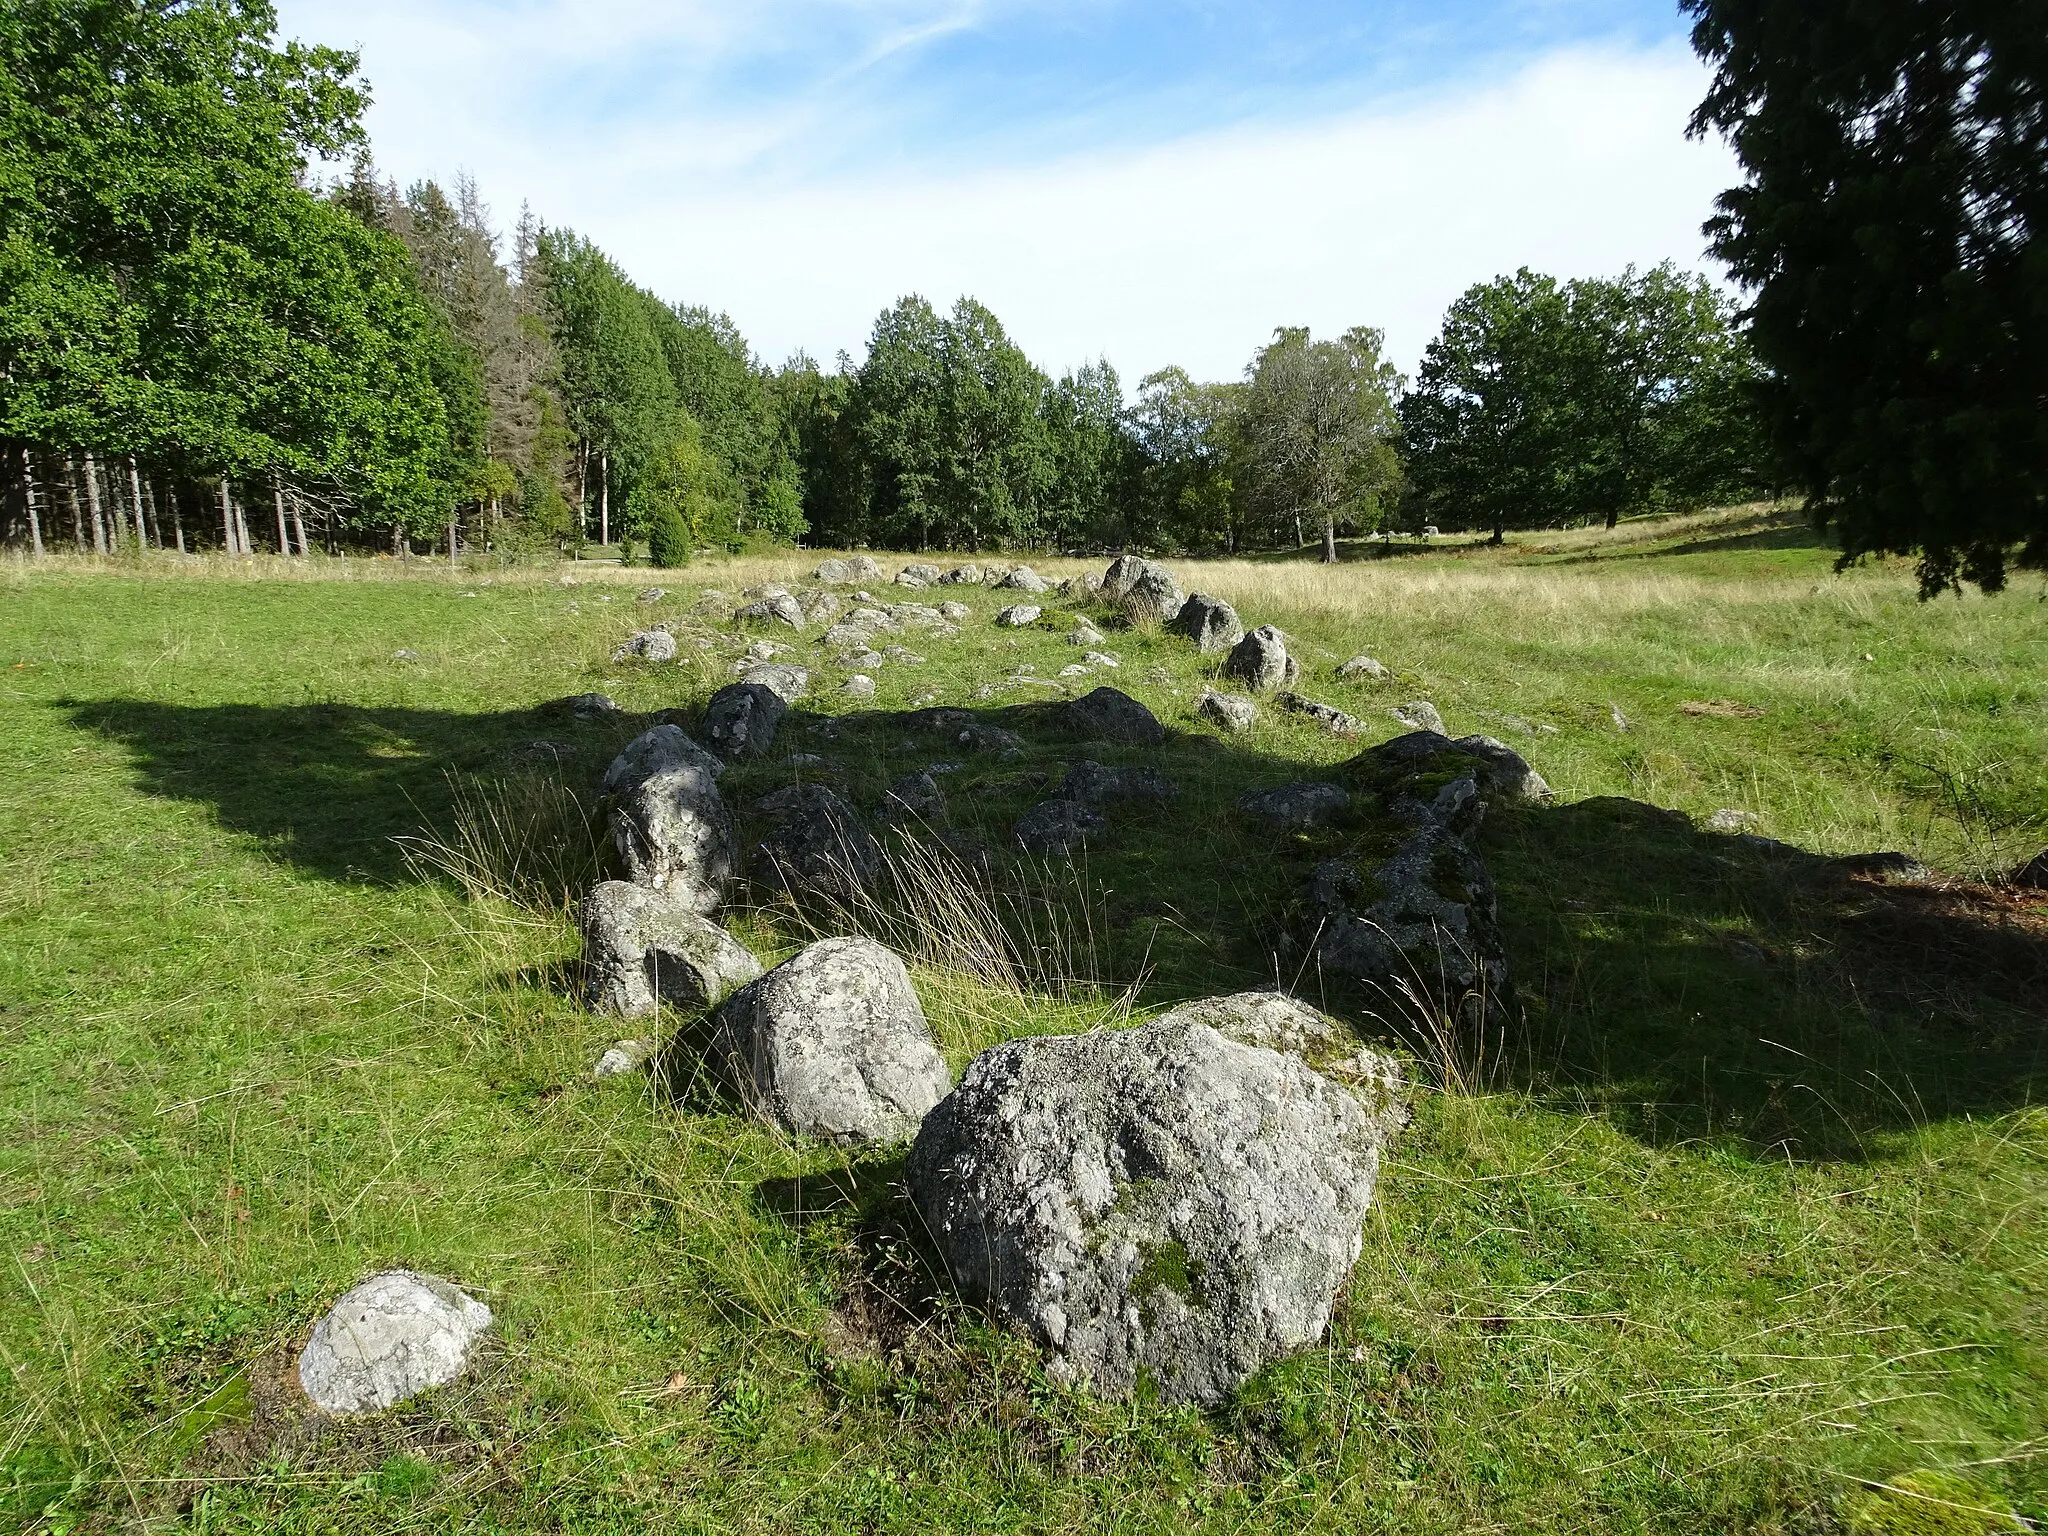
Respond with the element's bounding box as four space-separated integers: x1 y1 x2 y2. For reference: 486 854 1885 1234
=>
4 0 2037 583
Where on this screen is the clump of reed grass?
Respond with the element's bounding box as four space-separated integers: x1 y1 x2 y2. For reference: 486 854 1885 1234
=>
398 767 610 914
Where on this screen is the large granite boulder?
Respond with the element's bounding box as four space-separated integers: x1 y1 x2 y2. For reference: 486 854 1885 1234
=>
712 937 951 1144
1170 593 1244 654
1347 730 1550 806
1149 992 1407 1116
995 603 1042 628
1221 625 1299 693
735 593 804 628
1197 689 1257 733
1116 562 1186 626
601 726 735 911
752 783 882 903
740 664 811 704
1066 686 1166 745
580 881 763 1017
815 555 882 583
703 681 789 760
908 1015 1402 1405
298 1271 492 1415
996 565 1049 593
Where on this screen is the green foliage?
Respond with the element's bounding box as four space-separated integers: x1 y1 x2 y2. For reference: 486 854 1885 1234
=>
1686 0 2047 593
626 414 734 557
1237 325 1403 556
1128 367 1242 553
1845 1470 2023 1535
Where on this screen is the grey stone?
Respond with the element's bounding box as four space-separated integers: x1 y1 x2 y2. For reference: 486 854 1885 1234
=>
752 783 882 902
1610 702 1631 732
908 1015 1400 1405
1116 562 1186 626
1066 686 1166 745
1347 730 1548 808
1221 625 1298 693
738 663 810 703
602 726 735 911
611 628 678 663
842 674 877 700
1447 735 1550 803
1058 760 1179 807
735 594 804 628
1068 621 1106 647
995 604 1042 627
1279 692 1365 736
1170 592 1244 653
636 587 667 604
1391 700 1445 734
1830 851 1935 884
882 645 927 665
897 563 942 587
838 648 886 669
1337 655 1389 680
1705 807 1760 834
802 591 843 625
298 1271 493 1415
1014 797 1107 854
1238 781 1350 829
882 771 947 821
1059 572 1104 600
1150 992 1407 1116
580 880 763 1017
997 565 1049 593
939 600 973 622
1100 554 1147 600
1197 689 1257 733
1082 651 1120 669
557 692 623 719
939 564 983 585
593 1038 658 1078
713 937 950 1145
814 555 882 584
703 682 789 759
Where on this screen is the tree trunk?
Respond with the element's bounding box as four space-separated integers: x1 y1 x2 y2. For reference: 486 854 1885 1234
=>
233 491 251 555
21 451 45 558
128 457 147 548
1491 520 1505 546
275 485 290 555
290 494 308 558
599 451 609 547
170 485 186 553
448 515 458 562
1604 508 1619 530
220 481 237 554
1294 512 1304 548
142 474 160 547
1321 513 1338 564
67 457 85 549
84 451 107 553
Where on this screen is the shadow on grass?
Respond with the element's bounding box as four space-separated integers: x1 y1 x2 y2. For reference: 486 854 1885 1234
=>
61 692 2047 1164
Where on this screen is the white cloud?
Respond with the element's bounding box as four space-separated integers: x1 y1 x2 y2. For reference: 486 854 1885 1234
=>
278 0 1739 382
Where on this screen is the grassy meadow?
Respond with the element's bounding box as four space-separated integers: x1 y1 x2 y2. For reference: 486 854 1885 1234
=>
1 506 2044 1534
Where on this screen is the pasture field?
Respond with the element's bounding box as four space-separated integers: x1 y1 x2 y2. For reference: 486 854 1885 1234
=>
1 507 2044 1535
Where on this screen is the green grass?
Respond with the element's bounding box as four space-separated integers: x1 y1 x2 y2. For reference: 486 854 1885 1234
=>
1 508 2044 1534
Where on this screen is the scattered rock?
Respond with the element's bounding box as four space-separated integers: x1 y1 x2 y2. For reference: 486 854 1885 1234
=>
1346 730 1549 806
939 564 983 586
882 646 927 665
1014 797 1107 854
1609 702 1631 732
882 771 947 821
392 649 420 661
896 563 942 587
1279 692 1364 735
1068 621 1106 647
738 664 810 704
1083 650 1120 669
996 604 1042 628
838 648 886 669
1705 808 1760 834
556 692 622 719
1237 782 1350 829
939 600 972 622
298 1271 493 1415
1221 625 1299 693
752 783 882 902
815 555 883 584
1066 686 1166 745
745 638 793 661
1059 663 1090 677
601 726 735 911
712 937 951 1145
1114 560 1187 626
1390 700 1445 734
1059 572 1104 600
580 880 764 1017
802 591 843 625
997 565 1049 593
908 1015 1400 1405
1679 699 1765 719
636 587 667 604
735 593 804 628
842 674 877 699
703 682 790 759
1058 760 1179 806
1337 654 1390 680
1197 689 1257 733
593 1038 658 1078
1170 592 1245 654
1829 851 1935 884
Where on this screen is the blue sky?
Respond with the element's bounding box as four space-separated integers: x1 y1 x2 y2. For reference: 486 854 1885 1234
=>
274 0 1737 381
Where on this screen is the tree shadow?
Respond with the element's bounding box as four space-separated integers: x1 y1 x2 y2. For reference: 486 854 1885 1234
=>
58 690 2046 1164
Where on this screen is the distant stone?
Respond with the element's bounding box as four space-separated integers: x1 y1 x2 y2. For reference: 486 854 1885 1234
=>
392 649 420 660
298 1271 492 1415
1014 797 1108 854
1197 690 1257 733
735 594 804 628
1171 592 1244 654
703 681 789 759
557 692 622 719
907 1014 1401 1405
745 638 793 661
1116 561 1187 626
1059 572 1104 600
1279 692 1364 736
1390 700 1445 734
1705 807 1760 834
997 565 1049 593
1609 702 1631 732
1083 651 1120 669
882 771 947 821
1221 625 1298 693
580 880 763 1017
1068 621 1106 647
1829 851 1935 884
601 726 735 911
814 555 882 584
996 604 1042 627
882 645 927 665
1059 760 1179 806
752 783 882 902
738 663 810 704
802 590 843 625
636 587 667 604
593 1038 658 1078
1337 655 1389 680
838 648 886 669
939 600 972 621
611 628 678 662
1067 686 1166 745
843 674 877 699
713 937 951 1145
939 564 983 586
897 563 942 587
1238 781 1350 829
1346 730 1549 807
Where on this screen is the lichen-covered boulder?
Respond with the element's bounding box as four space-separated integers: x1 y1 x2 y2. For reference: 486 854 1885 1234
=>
1058 760 1179 806
997 565 1049 593
735 593 804 628
1066 686 1166 745
1390 700 1446 734
298 1271 492 1415
1337 655 1390 680
1238 781 1350 829
1115 562 1186 626
712 937 950 1144
1197 689 1257 733
752 783 882 902
882 770 947 821
1347 730 1550 806
1149 992 1407 1118
601 726 735 911
611 628 677 663
896 563 942 587
1014 796 1107 854
908 1016 1401 1405
1221 625 1299 693
995 603 1042 627
703 681 789 759
815 556 880 584
1279 692 1364 736
1170 593 1244 654
738 663 810 704
580 880 763 1017
939 564 983 585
